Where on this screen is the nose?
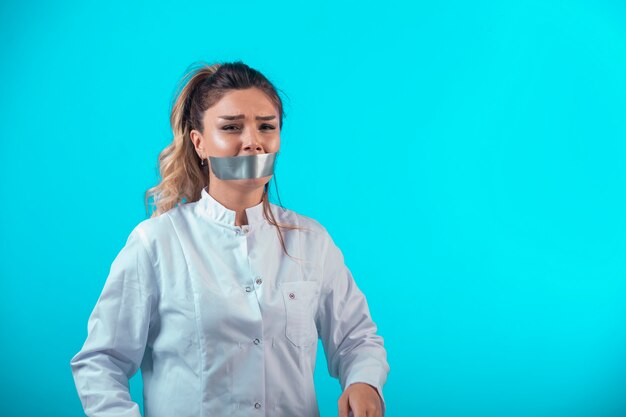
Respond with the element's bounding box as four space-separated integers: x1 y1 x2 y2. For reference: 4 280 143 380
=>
241 129 264 154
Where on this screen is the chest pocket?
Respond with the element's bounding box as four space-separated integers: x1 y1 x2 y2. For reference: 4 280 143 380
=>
281 281 319 347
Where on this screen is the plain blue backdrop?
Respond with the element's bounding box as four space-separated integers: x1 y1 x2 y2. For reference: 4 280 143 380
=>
1 0 625 416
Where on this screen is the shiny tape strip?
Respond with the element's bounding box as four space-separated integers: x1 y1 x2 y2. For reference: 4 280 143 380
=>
209 152 277 180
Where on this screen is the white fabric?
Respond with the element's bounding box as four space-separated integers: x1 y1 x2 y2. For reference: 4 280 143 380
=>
70 186 390 417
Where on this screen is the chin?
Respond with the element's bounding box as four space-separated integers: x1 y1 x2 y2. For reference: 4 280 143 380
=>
230 176 272 189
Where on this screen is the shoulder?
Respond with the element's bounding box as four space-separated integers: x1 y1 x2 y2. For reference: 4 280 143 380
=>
124 206 184 252
133 212 172 238
269 203 332 241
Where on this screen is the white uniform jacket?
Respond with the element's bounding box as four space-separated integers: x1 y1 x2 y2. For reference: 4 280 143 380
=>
70 186 390 417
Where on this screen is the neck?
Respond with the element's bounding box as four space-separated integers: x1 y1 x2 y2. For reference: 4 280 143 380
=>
207 182 265 226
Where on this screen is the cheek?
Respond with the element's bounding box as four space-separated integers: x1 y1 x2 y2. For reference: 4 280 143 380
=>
269 135 281 152
206 131 238 153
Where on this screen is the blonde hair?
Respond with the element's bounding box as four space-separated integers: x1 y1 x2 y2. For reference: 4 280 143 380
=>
144 60 306 258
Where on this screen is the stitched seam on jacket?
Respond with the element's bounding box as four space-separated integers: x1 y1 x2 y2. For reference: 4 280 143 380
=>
164 211 204 417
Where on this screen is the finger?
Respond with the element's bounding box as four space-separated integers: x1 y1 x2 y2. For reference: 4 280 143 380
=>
338 393 349 417
371 398 382 417
365 392 381 417
349 398 366 417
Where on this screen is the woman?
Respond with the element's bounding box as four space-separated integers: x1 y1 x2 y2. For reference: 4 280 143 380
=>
70 61 390 417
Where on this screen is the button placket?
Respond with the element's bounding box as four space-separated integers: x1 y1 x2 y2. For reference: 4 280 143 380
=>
234 226 250 236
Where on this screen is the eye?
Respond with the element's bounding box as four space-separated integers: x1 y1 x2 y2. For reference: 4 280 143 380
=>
222 125 241 131
260 124 276 130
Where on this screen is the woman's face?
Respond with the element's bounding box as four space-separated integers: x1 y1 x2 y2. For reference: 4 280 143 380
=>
190 87 281 192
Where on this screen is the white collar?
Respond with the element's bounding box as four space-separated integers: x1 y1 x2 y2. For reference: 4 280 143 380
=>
198 186 265 226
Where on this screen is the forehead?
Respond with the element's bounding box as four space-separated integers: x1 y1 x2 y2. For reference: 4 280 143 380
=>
204 88 277 117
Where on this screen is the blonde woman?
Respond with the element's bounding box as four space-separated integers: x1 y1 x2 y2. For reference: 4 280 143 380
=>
70 61 390 417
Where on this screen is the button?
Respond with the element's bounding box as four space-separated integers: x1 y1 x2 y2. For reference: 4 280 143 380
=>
253 338 260 345
255 277 263 285
245 286 252 293
254 402 261 409
235 229 242 235
288 292 296 300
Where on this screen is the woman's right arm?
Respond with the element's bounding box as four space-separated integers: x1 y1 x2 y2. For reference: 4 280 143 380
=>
70 226 158 417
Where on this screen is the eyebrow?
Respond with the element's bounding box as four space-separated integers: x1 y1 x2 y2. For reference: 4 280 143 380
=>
218 114 276 121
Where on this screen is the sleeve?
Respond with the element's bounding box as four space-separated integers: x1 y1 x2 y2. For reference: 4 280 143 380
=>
70 226 158 417
315 230 390 416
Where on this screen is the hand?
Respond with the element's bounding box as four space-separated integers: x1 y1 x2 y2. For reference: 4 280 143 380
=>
338 382 383 417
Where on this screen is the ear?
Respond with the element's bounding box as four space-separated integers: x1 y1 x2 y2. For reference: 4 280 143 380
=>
189 129 204 157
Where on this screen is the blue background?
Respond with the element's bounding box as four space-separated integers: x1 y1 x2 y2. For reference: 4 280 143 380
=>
1 0 625 416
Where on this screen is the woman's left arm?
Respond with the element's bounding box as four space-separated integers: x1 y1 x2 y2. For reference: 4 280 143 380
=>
315 229 390 417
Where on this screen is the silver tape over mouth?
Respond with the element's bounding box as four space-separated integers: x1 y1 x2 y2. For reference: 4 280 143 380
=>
209 152 277 180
